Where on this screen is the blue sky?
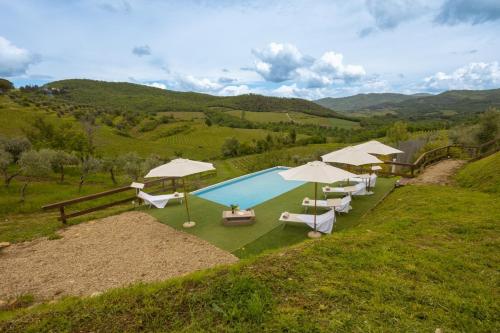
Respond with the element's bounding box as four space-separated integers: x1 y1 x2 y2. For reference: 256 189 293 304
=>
0 0 499 99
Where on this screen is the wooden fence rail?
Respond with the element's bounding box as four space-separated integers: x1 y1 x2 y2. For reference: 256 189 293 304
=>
42 177 176 223
42 139 499 223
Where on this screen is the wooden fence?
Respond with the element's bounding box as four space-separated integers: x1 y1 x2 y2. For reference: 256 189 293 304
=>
42 177 176 224
376 138 499 178
42 139 498 223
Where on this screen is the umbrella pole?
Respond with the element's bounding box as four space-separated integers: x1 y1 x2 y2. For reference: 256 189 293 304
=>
314 182 317 231
308 182 321 239
182 178 195 228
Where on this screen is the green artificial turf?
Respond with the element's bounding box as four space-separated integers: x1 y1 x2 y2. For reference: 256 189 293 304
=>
148 177 396 255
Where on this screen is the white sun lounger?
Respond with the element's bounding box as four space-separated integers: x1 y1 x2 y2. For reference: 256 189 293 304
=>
302 195 352 213
137 190 184 208
322 182 367 198
279 209 336 234
349 173 377 188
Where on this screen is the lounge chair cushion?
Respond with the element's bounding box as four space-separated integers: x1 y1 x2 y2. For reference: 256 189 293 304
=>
279 209 335 234
138 191 184 208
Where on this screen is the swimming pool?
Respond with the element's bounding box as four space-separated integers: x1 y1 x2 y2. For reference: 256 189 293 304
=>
193 166 305 209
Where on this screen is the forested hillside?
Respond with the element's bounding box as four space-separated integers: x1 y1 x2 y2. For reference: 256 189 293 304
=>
316 89 500 120
46 79 345 118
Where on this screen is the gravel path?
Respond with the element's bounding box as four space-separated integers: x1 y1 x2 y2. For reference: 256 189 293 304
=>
409 159 466 185
0 212 237 301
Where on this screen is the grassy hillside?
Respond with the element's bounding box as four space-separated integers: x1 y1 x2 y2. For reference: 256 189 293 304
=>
45 79 344 118
1 184 498 331
315 93 427 111
316 89 500 120
225 110 358 129
456 152 500 193
0 94 276 160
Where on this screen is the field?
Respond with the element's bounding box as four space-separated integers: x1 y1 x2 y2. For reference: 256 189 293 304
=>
0 95 275 160
1 183 498 331
225 110 359 129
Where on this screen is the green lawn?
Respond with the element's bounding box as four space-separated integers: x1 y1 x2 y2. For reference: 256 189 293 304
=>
456 152 500 194
148 177 395 255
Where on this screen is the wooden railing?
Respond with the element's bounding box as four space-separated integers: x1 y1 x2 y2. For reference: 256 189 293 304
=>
42 139 498 223
376 138 499 178
42 177 176 223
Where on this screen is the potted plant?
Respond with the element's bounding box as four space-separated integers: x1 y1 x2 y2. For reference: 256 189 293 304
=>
230 204 238 214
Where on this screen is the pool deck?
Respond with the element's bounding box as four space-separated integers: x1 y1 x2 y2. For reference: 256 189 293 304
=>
147 176 396 256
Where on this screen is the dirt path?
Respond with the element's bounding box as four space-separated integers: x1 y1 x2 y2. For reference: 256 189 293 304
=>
408 159 466 185
0 212 237 301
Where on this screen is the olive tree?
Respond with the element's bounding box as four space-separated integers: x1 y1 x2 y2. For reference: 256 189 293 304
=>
18 150 52 202
119 152 143 181
0 148 19 187
0 137 32 162
40 149 79 183
476 107 500 144
78 157 101 192
101 156 120 185
386 121 409 146
142 154 163 175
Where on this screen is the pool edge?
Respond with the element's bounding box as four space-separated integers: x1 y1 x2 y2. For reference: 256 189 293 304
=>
191 165 290 195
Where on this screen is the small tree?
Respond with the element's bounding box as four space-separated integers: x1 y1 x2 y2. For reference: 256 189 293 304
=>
1 137 32 162
0 78 14 93
101 156 120 185
386 121 409 145
119 152 143 181
221 137 240 157
142 154 163 174
41 149 78 183
476 107 500 144
0 149 18 187
289 128 297 144
78 157 100 192
18 150 52 201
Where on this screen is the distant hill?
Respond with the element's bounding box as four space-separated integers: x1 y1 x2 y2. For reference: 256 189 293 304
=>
315 89 500 120
315 93 430 112
46 79 347 119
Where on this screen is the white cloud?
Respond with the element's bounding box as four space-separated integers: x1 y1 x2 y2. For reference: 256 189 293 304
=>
0 36 38 77
251 43 366 89
252 42 310 82
167 74 222 92
308 51 366 83
146 82 167 90
272 84 324 100
218 85 251 96
423 62 500 91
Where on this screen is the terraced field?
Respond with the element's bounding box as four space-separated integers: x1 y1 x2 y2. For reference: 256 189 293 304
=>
225 110 359 129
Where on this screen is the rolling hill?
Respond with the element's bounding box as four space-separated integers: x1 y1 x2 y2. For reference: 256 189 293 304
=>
45 79 347 119
316 89 500 120
315 93 429 111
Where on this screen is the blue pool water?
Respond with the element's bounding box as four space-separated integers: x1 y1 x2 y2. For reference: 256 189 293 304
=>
193 167 305 209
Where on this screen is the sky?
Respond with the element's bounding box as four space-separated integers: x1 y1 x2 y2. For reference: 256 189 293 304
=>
0 0 499 99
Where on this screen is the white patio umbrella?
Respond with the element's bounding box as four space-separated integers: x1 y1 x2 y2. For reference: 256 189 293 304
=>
279 161 357 238
145 158 215 228
321 146 383 166
353 140 403 155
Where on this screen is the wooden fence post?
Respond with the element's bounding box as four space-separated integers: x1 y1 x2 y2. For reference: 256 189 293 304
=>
59 206 67 224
